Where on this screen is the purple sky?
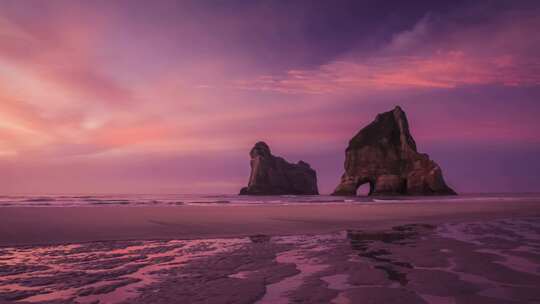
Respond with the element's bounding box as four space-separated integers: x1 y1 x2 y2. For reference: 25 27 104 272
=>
0 0 539 194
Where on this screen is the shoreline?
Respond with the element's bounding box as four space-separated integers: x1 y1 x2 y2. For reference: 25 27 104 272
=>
1 199 540 246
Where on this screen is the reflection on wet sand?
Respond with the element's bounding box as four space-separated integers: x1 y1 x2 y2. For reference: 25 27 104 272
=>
1 217 539 303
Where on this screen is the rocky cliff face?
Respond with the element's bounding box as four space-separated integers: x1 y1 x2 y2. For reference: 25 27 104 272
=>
332 106 456 196
240 142 319 195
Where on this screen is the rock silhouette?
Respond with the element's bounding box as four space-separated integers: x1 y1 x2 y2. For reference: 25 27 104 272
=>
332 106 456 196
240 142 319 195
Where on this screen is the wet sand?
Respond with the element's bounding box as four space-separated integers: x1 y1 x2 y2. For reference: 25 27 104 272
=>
2 199 540 303
1 199 540 246
1 217 539 303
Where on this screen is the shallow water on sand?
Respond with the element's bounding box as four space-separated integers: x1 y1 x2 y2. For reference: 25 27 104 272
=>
0 239 248 303
1 217 539 303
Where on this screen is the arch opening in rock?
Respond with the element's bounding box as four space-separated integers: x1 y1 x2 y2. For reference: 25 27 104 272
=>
356 181 373 196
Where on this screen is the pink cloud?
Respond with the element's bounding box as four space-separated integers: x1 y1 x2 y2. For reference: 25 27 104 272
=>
233 52 539 94
233 12 540 94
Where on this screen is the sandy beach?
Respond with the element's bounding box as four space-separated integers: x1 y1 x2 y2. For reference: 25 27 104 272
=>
2 199 540 303
1 199 540 246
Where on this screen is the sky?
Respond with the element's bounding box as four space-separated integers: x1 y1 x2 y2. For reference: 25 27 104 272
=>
0 0 539 194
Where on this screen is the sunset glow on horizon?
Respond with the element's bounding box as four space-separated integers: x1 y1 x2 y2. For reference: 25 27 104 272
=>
1 0 539 194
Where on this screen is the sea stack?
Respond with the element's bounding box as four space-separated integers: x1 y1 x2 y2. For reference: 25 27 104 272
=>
240 142 319 195
332 106 456 196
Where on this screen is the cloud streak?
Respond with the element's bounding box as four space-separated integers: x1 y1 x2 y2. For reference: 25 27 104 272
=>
233 11 540 93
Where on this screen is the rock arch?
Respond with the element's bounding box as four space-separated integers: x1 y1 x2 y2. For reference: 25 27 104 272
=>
355 180 374 196
332 106 455 196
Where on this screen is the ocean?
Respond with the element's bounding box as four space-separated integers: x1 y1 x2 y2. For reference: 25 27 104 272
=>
1 193 539 207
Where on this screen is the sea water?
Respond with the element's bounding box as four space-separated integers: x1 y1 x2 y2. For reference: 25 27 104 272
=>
0 193 539 207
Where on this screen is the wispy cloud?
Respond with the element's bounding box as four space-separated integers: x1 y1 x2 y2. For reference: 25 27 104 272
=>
233 12 540 94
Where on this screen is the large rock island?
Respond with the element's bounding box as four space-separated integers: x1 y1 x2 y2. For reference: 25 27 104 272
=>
333 106 456 196
240 142 319 195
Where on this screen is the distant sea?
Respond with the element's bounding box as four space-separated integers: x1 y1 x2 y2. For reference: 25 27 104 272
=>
0 193 539 207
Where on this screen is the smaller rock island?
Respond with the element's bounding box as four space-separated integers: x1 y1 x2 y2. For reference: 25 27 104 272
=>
333 106 456 196
240 142 319 195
